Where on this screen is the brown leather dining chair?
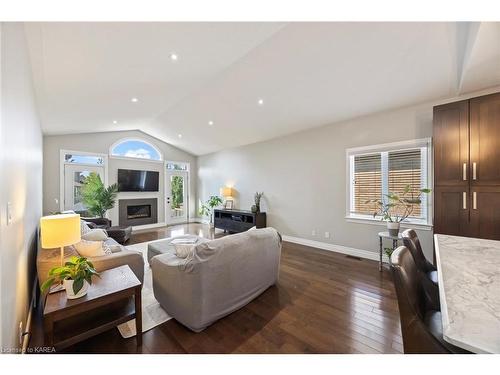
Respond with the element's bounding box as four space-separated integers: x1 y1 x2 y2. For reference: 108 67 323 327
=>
391 246 470 354
401 229 440 310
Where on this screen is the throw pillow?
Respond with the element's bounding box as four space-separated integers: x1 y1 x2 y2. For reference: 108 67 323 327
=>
80 220 91 235
86 222 98 229
108 244 123 253
81 228 108 241
74 240 105 257
174 243 195 258
102 242 113 255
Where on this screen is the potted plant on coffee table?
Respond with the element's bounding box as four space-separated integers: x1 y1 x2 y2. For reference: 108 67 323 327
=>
41 256 100 299
199 195 223 227
367 185 431 236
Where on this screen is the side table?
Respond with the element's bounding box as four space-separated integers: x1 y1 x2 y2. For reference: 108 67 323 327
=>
377 231 403 272
43 265 142 351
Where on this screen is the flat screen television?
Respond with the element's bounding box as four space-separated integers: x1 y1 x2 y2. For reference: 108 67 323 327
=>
117 169 160 192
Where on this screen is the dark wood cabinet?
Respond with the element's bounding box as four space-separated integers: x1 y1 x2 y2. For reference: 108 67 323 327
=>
433 100 469 186
434 92 500 240
470 93 500 186
214 209 266 233
469 186 500 240
433 186 470 237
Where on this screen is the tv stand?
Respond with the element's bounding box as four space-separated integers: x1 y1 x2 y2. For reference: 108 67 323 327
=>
214 209 266 233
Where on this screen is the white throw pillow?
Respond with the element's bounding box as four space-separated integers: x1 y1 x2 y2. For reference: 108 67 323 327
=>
248 226 257 231
108 244 123 253
81 228 108 241
102 242 113 255
74 240 105 257
174 243 195 258
80 220 91 235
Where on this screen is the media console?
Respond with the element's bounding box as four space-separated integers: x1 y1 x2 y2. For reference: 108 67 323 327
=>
214 209 266 233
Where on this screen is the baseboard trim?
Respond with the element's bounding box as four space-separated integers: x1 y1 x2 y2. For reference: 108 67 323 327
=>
282 235 390 263
22 277 38 353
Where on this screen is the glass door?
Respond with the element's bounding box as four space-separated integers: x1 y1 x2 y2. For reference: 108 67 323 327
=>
64 164 105 213
166 170 188 224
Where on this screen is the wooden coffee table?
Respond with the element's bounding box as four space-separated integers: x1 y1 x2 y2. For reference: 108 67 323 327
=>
43 265 142 351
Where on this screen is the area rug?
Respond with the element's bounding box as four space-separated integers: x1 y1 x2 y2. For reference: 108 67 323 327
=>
117 240 172 338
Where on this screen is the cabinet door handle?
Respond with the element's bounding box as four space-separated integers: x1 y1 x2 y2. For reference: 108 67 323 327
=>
463 163 467 180
473 192 477 210
473 162 477 180
463 192 467 209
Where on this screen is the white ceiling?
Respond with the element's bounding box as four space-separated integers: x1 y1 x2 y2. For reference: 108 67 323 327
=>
25 22 500 156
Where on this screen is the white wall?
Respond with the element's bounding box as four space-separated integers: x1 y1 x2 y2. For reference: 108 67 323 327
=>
43 130 197 224
197 87 500 261
0 23 43 350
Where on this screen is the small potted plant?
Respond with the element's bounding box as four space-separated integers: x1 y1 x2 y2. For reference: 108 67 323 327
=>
199 195 223 227
367 185 431 236
384 247 395 263
41 256 100 299
251 192 264 213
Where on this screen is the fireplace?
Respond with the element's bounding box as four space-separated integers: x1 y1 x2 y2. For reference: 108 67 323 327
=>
119 198 158 226
127 204 151 219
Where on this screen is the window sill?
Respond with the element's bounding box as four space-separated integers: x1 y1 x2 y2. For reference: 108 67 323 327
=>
345 215 433 231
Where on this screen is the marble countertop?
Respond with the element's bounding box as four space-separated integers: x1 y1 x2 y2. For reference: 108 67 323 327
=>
434 234 500 354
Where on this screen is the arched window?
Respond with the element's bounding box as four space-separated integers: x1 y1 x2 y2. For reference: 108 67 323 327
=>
110 138 162 161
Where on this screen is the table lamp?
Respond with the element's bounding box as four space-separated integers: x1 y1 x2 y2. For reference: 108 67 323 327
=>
220 186 234 209
40 214 81 291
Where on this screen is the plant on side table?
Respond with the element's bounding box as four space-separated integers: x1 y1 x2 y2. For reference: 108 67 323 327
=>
199 195 223 227
81 172 118 218
41 256 100 299
367 184 431 237
384 247 395 262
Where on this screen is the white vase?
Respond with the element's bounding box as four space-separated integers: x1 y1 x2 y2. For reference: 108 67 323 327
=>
387 222 400 237
63 279 89 299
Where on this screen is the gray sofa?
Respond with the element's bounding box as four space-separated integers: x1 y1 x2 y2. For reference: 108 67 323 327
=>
151 227 282 332
37 236 144 286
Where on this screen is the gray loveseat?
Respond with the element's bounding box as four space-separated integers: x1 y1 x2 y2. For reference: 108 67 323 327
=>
151 227 282 332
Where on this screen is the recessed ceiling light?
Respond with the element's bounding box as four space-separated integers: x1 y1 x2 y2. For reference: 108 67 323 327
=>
131 97 138 103
113 120 118 124
257 98 264 105
178 134 182 139
170 53 178 61
208 120 214 126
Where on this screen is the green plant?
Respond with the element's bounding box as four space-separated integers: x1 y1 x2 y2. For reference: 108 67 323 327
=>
367 185 431 223
171 175 184 209
81 172 118 218
384 247 394 258
254 192 264 211
40 256 100 294
199 195 223 223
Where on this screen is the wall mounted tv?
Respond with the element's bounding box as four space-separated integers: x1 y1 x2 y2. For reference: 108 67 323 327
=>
117 169 160 192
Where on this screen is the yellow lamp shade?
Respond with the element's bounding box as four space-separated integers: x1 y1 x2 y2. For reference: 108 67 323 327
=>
220 187 234 198
40 214 81 249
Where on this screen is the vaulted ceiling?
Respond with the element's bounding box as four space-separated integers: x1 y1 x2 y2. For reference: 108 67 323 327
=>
25 22 500 155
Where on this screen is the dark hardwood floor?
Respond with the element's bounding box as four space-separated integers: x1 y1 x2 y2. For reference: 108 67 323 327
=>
30 224 403 354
